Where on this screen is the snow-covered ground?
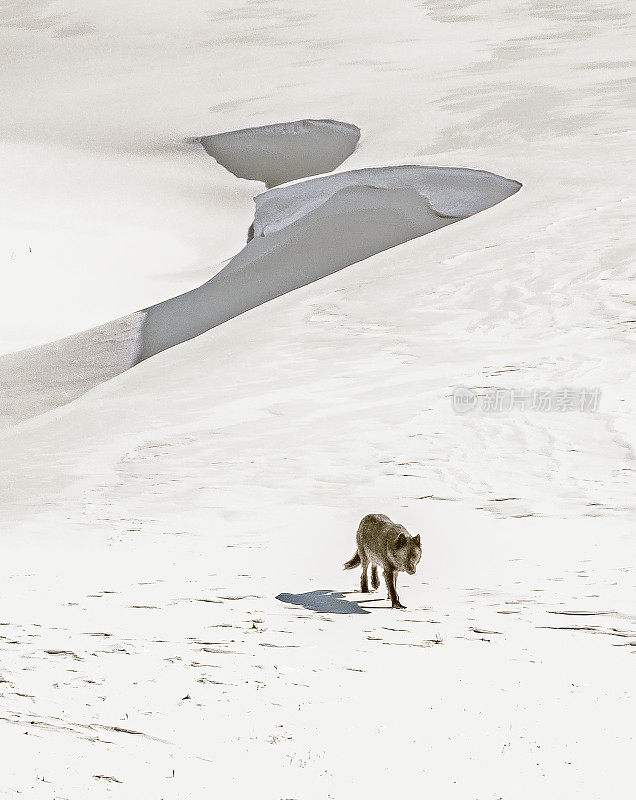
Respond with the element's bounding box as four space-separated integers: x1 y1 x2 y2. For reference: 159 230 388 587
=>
1 1 634 798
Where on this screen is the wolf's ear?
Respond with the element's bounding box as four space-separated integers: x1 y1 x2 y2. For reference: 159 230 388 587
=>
413 534 421 545
395 532 407 549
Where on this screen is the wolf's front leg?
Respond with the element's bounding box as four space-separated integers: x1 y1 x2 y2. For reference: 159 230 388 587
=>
384 568 405 609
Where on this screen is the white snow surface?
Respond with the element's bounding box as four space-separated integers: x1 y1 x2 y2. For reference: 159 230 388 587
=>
0 1 634 799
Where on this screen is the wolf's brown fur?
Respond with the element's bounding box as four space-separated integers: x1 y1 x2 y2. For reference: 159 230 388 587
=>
344 513 422 609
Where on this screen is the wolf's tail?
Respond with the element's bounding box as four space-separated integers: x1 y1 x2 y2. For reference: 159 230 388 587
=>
343 551 361 570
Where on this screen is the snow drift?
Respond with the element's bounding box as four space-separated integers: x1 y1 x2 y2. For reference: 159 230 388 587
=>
0 163 520 425
251 165 521 238
140 166 521 359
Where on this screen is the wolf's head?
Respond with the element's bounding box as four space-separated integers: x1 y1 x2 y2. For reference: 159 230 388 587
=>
394 530 422 574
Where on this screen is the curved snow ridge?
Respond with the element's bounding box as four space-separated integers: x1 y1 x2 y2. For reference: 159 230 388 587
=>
199 118 361 188
252 165 521 238
138 167 521 360
0 148 521 427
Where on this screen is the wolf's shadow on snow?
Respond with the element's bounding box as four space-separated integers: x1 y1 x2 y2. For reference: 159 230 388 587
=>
276 589 372 614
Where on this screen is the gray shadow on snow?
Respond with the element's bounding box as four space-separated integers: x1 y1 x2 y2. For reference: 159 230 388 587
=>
276 589 371 614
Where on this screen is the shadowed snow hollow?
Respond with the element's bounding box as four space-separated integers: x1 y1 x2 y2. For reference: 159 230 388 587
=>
200 119 361 187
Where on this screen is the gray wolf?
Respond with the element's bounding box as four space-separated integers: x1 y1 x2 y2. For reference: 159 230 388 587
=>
344 513 422 609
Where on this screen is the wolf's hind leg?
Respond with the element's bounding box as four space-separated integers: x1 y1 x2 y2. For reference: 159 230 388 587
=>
360 554 370 593
370 566 379 590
